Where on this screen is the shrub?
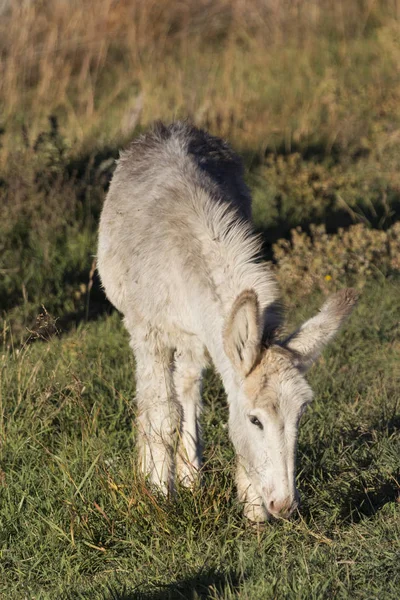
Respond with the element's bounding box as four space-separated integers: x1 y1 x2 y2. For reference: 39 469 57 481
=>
273 222 400 298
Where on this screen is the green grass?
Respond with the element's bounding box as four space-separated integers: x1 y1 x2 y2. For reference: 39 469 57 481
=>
0 281 399 599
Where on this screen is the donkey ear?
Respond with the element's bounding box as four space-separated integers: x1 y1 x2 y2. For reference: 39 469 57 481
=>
224 290 261 376
282 289 358 371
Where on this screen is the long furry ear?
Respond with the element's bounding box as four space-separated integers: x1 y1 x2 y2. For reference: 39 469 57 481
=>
283 288 358 371
223 290 261 376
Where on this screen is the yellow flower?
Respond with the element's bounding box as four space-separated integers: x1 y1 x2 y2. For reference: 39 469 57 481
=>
324 275 332 281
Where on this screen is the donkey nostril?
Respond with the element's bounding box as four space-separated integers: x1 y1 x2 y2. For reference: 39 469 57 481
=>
268 499 282 514
268 498 291 516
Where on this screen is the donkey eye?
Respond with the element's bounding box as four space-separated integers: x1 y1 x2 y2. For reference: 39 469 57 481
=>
249 415 263 430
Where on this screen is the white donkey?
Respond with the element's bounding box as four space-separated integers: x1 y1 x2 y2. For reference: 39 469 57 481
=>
97 121 357 522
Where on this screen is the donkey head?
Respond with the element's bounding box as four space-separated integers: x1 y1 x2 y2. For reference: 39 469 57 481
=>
223 288 357 521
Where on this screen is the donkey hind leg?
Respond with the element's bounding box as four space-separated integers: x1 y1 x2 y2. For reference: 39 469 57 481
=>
174 345 207 487
132 333 181 495
236 461 268 523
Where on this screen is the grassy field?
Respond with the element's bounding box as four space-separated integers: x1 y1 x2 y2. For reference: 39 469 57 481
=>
0 1 400 598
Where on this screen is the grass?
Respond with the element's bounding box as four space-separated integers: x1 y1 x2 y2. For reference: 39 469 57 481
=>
0 1 400 597
0 284 399 598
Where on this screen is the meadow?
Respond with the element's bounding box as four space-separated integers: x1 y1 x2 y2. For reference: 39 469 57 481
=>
0 1 399 598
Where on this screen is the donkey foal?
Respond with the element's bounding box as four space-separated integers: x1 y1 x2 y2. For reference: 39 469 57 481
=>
97 122 357 522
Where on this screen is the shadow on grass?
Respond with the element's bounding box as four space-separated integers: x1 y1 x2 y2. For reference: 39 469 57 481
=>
338 474 399 524
240 139 345 170
298 414 400 526
57 268 114 331
255 193 400 251
67 568 241 600
336 416 400 524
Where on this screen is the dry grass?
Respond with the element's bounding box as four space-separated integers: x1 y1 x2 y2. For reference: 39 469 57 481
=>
1 0 400 159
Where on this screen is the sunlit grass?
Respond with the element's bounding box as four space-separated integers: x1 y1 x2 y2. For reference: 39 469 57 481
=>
0 283 399 598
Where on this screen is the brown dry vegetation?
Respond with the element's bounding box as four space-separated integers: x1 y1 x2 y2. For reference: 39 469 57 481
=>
1 0 400 156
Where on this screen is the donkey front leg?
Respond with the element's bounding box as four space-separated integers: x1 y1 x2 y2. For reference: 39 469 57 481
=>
174 345 206 487
132 334 181 495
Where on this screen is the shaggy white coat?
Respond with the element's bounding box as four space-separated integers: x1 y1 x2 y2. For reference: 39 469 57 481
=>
98 122 357 521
